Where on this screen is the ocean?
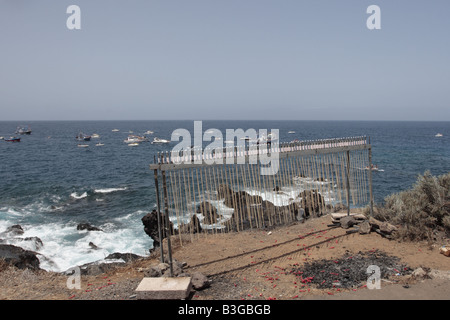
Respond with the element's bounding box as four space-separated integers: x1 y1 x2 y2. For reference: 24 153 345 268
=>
0 120 448 272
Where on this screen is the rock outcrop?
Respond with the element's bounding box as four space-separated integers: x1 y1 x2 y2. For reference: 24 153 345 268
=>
141 209 174 247
0 244 40 270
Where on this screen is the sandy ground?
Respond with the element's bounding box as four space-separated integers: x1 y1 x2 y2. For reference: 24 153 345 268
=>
0 214 449 300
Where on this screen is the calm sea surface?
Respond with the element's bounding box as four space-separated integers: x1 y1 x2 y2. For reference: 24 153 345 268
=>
0 120 448 271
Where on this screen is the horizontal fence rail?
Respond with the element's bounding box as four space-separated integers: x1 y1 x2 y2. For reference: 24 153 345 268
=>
150 136 369 170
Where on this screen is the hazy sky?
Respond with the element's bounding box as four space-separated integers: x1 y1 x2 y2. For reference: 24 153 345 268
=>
1 0 449 121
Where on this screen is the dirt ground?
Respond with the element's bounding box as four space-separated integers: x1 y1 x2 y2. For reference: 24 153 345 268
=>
0 214 449 300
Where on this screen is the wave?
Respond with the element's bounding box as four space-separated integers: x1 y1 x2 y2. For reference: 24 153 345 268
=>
94 187 128 194
6 216 153 272
70 192 88 199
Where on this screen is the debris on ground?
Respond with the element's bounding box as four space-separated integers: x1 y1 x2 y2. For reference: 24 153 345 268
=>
290 250 412 289
440 245 450 257
330 213 398 238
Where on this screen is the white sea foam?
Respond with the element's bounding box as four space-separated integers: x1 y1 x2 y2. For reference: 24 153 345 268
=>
70 192 88 199
0 201 55 217
15 213 153 272
94 187 127 194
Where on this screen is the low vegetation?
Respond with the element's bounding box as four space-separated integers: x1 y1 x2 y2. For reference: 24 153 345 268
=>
369 171 450 242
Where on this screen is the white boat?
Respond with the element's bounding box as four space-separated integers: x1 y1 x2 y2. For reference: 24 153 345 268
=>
91 133 100 139
151 137 170 144
0 137 4 140
288 131 296 134
77 144 89 148
96 143 104 146
144 130 154 135
435 133 443 137
112 129 119 132
257 132 278 144
128 143 139 147
124 135 148 144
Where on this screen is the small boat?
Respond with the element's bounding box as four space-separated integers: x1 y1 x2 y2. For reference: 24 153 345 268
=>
257 132 278 145
76 132 91 141
77 144 89 148
91 133 100 139
16 126 32 135
365 165 380 171
95 143 104 146
144 130 154 135
128 143 139 147
124 135 148 144
435 133 443 137
112 129 119 132
151 137 170 144
0 137 4 140
288 131 296 134
5 136 20 142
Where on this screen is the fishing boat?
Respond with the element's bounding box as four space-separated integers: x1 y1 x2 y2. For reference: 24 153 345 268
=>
5 136 21 142
435 133 443 137
124 135 148 144
76 132 91 141
16 126 32 135
151 137 170 144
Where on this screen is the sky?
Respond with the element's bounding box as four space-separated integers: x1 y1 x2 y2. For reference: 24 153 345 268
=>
0 0 449 121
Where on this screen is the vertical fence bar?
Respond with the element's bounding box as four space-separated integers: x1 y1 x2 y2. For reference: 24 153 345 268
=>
153 165 164 263
161 170 174 277
368 137 374 216
346 150 351 216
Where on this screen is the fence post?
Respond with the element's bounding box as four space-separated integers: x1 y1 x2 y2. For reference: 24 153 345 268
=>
368 137 374 216
161 170 174 277
153 160 165 263
346 150 351 216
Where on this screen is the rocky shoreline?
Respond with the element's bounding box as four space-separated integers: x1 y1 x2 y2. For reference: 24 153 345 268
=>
0 184 349 275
